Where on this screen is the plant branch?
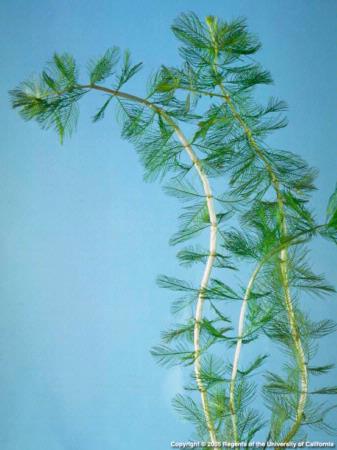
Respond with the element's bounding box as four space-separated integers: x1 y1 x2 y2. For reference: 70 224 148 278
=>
206 18 308 442
229 224 324 437
80 83 219 443
224 89 307 444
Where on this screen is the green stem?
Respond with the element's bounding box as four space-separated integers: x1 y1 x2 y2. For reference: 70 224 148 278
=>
206 19 308 442
225 92 307 443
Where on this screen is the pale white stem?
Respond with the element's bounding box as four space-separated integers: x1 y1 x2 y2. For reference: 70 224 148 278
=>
81 84 219 442
172 127 218 444
229 224 315 443
229 262 261 440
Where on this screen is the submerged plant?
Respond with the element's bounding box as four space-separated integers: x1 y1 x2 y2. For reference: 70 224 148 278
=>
10 12 337 446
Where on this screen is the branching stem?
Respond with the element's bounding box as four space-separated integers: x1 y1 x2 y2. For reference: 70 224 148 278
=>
229 225 323 439
206 18 308 442
223 91 307 444
79 83 219 443
10 19 335 445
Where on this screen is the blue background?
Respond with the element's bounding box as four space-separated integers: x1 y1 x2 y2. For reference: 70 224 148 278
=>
0 1 336 449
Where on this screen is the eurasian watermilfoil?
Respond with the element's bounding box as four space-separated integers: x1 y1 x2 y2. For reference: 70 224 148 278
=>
10 12 337 446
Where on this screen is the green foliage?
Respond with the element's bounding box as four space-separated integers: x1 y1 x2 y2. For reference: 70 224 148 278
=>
88 47 120 84
327 184 337 229
308 364 335 376
177 245 236 270
150 343 195 368
48 53 78 87
157 274 195 293
10 10 336 445
204 279 240 301
173 394 208 436
116 50 143 89
236 354 269 376
10 53 84 143
92 96 113 122
170 201 211 245
172 13 261 67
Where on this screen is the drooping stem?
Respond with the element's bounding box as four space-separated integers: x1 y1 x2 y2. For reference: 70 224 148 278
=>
206 18 308 442
79 83 219 442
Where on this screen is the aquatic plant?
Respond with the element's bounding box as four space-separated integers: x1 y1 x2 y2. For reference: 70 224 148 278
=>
10 12 337 446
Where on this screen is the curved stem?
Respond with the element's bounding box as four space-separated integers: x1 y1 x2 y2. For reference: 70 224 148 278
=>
229 225 323 440
79 83 218 442
229 260 262 440
206 19 308 442
222 98 307 442
223 90 307 442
